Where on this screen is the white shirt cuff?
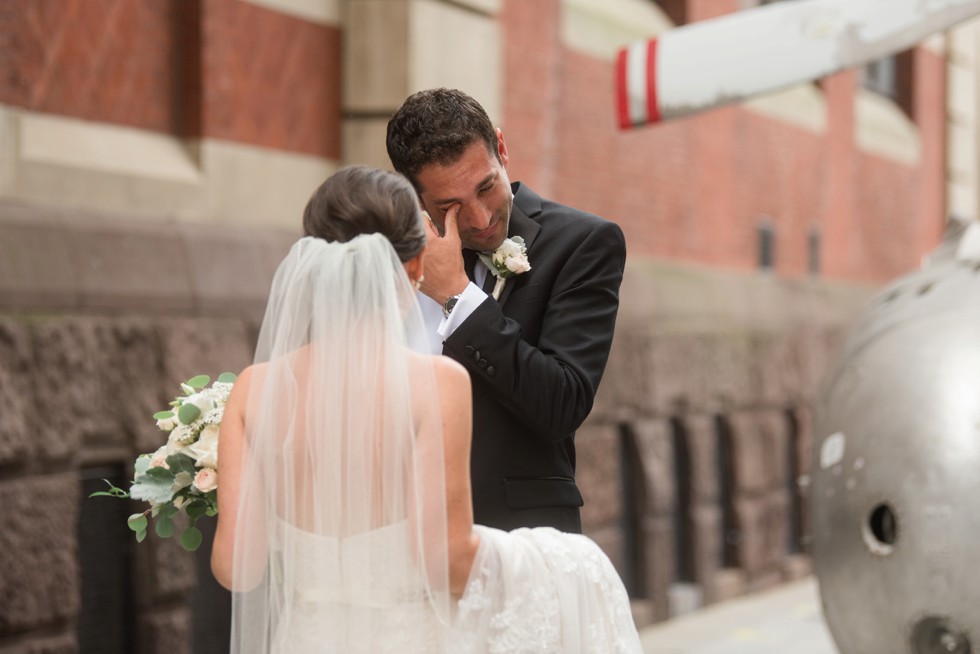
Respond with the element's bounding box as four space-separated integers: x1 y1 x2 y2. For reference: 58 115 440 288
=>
437 281 488 340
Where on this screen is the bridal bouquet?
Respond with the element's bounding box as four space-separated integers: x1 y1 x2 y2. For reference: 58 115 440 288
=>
91 373 236 551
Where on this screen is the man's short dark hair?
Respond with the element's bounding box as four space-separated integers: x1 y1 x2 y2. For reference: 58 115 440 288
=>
386 88 498 190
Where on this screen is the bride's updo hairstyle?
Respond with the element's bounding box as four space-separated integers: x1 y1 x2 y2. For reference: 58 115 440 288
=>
302 165 426 262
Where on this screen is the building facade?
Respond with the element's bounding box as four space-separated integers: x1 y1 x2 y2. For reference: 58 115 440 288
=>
0 0 954 652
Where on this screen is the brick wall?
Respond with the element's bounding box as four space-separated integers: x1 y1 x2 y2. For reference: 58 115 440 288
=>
0 0 341 158
574 258 872 622
2 0 187 133
199 0 341 158
500 0 946 285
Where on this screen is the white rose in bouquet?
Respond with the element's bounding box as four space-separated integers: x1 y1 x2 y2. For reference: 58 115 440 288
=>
149 446 170 470
156 414 177 431
182 391 216 420
193 468 218 493
186 423 220 469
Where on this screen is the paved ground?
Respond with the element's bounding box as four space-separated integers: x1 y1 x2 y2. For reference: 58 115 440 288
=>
639 577 839 654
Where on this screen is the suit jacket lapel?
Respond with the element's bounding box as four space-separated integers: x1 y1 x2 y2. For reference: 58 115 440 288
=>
494 184 541 306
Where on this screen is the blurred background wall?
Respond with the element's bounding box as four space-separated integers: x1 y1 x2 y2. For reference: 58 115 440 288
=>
0 0 973 652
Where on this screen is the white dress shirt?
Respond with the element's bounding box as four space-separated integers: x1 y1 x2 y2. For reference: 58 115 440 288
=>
418 259 490 355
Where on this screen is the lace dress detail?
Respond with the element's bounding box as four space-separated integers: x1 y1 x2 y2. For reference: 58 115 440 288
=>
453 526 643 654
272 523 640 653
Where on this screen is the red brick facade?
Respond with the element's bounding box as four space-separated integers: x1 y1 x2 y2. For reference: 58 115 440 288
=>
3 0 185 133
500 0 946 284
1 0 944 281
199 0 341 158
1 0 341 158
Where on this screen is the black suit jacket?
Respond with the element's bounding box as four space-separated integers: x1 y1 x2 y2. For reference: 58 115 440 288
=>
443 182 626 533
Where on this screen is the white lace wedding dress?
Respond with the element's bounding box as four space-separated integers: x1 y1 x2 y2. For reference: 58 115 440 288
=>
455 525 642 653
273 519 641 653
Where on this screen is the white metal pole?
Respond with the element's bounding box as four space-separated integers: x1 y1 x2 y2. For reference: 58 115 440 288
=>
616 0 980 128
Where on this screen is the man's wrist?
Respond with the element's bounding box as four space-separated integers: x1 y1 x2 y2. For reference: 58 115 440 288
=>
442 293 461 317
435 278 470 307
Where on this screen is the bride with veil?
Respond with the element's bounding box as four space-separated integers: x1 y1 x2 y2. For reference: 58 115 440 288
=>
211 166 642 653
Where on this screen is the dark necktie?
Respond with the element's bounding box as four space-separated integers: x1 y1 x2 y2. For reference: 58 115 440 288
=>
464 249 499 294
462 249 479 283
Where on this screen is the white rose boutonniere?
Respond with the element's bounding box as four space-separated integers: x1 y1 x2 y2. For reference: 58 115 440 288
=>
479 236 531 300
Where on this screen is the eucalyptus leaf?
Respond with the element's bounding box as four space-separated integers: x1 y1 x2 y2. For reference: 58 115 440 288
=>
128 514 148 533
153 410 175 420
217 372 238 384
178 403 201 425
172 471 193 491
166 453 197 475
186 502 207 521
136 529 147 543
181 526 203 551
156 513 175 538
187 375 211 389
89 490 129 499
206 507 218 517
134 456 151 476
145 466 175 482
180 383 195 395
130 474 177 505
90 480 129 498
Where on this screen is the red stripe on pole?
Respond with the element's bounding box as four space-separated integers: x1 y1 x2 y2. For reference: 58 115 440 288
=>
615 47 631 130
646 39 661 124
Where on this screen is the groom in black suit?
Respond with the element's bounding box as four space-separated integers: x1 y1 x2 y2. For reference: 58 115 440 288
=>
386 88 626 533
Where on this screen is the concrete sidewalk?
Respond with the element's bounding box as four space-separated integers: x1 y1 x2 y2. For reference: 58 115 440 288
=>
639 577 839 654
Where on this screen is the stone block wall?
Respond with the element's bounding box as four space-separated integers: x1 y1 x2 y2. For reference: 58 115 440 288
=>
0 313 263 654
0 201 290 654
576 259 874 624
0 202 876 648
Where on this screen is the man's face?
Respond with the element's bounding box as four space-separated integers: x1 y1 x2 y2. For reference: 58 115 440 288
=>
415 130 512 253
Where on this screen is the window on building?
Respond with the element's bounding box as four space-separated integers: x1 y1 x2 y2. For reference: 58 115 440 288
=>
714 415 740 568
862 56 897 98
78 466 135 654
862 50 915 117
758 220 775 271
618 423 645 597
807 226 821 276
758 2 914 115
654 0 686 25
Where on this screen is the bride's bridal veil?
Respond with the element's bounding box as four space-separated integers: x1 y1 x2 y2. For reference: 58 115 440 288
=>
229 167 453 652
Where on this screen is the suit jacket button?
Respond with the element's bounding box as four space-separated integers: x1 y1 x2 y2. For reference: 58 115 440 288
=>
464 346 474 356
478 358 488 368
472 350 481 362
486 365 496 376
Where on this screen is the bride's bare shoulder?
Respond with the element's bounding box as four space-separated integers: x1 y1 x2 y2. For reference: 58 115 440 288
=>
408 352 470 392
